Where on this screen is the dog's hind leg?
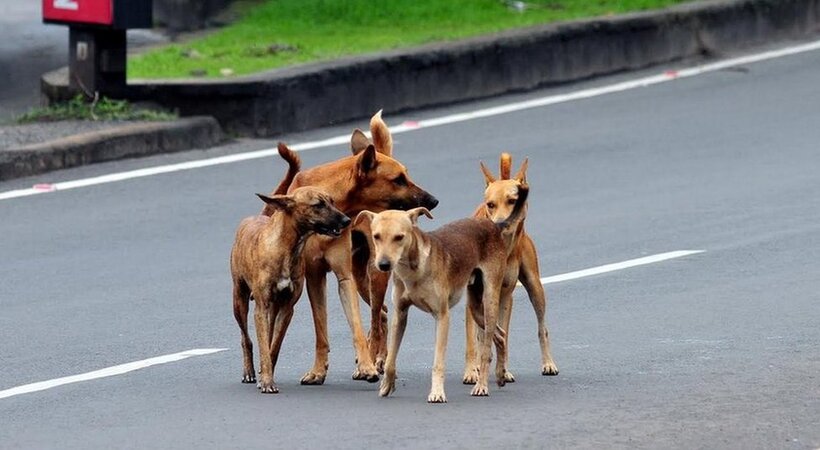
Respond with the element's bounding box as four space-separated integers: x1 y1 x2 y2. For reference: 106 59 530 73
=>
232 278 255 384
462 284 481 385
301 262 330 385
518 234 559 376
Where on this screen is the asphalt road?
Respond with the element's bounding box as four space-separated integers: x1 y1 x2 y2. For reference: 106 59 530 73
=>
1 42 819 449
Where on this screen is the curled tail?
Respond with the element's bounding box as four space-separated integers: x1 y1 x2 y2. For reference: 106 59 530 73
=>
261 142 301 216
497 184 529 230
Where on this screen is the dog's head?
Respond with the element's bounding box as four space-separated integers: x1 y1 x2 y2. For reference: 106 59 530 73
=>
354 207 433 272
256 187 351 237
347 111 439 213
479 153 529 225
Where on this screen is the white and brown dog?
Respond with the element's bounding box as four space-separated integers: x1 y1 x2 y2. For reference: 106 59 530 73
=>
356 184 529 403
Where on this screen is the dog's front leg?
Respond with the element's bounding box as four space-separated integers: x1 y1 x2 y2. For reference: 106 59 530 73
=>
269 301 295 389
428 307 449 403
327 241 379 382
472 273 503 396
518 235 559 376
232 279 255 384
380 285 409 398
253 295 277 394
368 268 390 374
301 264 330 385
498 290 516 383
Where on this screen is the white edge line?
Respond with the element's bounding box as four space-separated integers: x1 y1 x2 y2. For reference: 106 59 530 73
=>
3 39 820 202
0 348 228 401
536 250 705 286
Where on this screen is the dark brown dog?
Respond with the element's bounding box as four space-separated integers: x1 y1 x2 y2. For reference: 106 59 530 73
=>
358 185 529 403
462 154 559 385
265 111 438 384
231 187 351 393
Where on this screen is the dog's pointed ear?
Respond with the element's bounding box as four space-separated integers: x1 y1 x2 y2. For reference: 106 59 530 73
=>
370 110 393 157
256 193 294 211
514 158 529 184
407 207 433 225
357 144 378 176
499 153 513 180
353 210 376 229
479 161 496 186
350 129 371 155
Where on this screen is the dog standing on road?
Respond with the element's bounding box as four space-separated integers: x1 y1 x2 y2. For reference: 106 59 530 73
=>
264 112 438 385
231 187 351 393
463 154 558 385
357 184 529 403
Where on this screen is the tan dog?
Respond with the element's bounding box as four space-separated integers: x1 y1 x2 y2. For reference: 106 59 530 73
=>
264 112 438 385
231 187 351 393
357 184 529 403
462 154 559 385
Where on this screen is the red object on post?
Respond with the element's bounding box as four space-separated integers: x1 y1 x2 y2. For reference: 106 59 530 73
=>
42 0 113 26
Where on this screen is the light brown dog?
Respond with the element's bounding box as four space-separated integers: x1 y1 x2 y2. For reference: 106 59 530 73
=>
462 154 559 385
264 112 438 385
231 187 351 393
357 184 529 403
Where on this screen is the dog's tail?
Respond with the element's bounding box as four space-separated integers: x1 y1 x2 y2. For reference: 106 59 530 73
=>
261 143 301 216
496 184 529 230
499 153 512 180
273 142 301 195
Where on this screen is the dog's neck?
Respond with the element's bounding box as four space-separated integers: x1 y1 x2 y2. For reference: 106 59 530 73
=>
393 229 431 281
260 212 310 281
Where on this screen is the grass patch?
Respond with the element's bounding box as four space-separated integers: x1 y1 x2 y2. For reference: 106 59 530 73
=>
16 96 177 123
130 0 693 79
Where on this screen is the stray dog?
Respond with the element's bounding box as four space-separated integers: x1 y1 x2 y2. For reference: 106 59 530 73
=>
357 184 529 403
462 154 558 385
264 112 438 385
231 186 351 393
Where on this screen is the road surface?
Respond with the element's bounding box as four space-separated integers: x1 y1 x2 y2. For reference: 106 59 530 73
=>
1 40 819 449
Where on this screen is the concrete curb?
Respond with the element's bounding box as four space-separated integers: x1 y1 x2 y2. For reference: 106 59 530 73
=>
0 116 225 181
43 0 820 137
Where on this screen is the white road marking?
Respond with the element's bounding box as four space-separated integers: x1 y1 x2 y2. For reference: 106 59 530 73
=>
537 250 704 285
3 39 820 202
0 348 227 401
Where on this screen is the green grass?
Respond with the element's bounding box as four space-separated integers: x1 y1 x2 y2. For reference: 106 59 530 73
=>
16 95 177 123
130 0 693 79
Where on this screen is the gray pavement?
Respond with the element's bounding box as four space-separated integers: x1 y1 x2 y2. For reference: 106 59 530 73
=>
1 43 819 449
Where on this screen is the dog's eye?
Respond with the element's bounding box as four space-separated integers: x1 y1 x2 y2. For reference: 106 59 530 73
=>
487 202 496 209
507 198 517 205
373 233 381 241
393 234 404 242
392 174 408 187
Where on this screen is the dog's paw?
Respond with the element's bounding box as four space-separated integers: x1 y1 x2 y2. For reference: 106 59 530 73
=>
241 372 256 384
504 370 516 383
470 384 489 397
352 366 380 383
258 380 279 394
300 370 327 385
542 361 559 376
462 367 479 385
378 378 395 397
427 389 447 404
375 358 385 375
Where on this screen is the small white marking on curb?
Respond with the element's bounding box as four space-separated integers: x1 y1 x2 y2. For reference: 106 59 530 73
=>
0 348 227 400
3 38 820 202
534 250 705 286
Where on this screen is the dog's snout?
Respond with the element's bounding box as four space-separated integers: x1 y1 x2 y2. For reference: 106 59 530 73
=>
340 215 352 228
426 196 439 209
377 260 392 272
